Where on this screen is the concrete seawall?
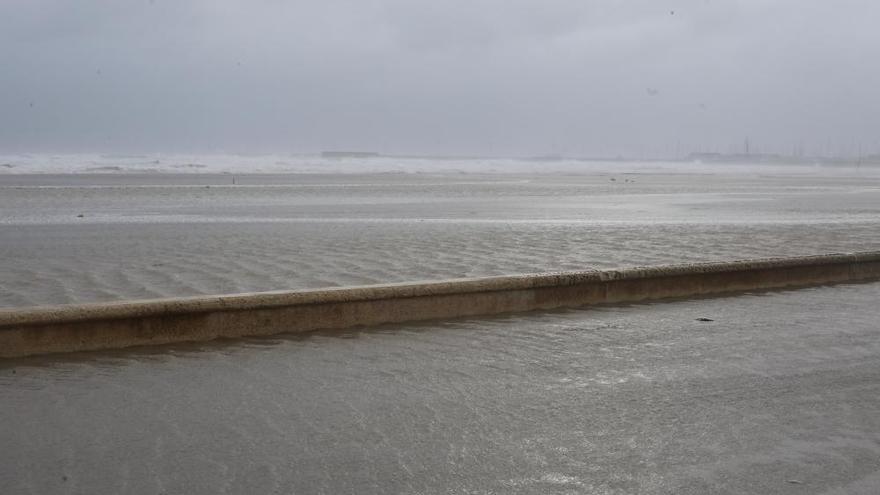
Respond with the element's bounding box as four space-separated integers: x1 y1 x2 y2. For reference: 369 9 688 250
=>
2 252 880 358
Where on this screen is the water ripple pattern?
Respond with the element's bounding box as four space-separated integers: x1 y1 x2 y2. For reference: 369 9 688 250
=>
1 171 880 307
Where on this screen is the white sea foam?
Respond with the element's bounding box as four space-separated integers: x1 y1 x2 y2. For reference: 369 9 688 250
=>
0 152 874 176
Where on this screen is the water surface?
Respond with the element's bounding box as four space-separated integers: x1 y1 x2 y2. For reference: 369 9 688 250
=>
2 171 879 307
2 283 879 494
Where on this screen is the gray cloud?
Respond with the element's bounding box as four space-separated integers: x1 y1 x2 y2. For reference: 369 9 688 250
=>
1 0 878 156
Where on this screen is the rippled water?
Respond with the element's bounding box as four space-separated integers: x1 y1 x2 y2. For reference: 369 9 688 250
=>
2 283 879 494
2 171 879 307
3 169 880 493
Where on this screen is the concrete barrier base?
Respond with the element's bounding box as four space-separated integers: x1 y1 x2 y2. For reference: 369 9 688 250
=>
2 252 879 358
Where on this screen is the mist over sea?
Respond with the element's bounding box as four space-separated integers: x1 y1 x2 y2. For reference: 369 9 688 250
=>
2 152 877 175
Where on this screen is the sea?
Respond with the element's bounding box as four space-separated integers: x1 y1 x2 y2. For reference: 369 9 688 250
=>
1 154 879 494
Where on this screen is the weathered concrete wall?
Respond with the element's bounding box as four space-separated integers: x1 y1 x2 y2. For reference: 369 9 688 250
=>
2 252 879 358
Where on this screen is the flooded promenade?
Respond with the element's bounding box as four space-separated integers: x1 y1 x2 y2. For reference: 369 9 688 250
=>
2 282 879 494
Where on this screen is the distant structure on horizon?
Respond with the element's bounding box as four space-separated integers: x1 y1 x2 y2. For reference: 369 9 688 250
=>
687 152 783 163
686 151 880 166
321 151 381 158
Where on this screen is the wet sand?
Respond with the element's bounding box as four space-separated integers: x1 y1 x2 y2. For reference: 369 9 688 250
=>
2 282 879 494
2 172 880 307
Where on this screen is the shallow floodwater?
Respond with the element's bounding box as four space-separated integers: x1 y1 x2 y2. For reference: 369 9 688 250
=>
2 282 879 494
2 170 880 307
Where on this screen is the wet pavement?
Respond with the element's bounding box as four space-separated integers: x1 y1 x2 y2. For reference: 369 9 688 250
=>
2 282 879 494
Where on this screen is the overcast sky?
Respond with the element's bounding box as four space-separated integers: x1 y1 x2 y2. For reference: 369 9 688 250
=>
1 0 878 157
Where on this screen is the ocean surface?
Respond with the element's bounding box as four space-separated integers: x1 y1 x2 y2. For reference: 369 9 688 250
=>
1 157 879 307
2 157 880 493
